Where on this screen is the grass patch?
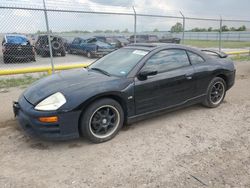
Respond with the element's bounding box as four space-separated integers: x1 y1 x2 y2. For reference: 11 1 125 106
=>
231 55 250 61
0 76 43 89
184 40 250 48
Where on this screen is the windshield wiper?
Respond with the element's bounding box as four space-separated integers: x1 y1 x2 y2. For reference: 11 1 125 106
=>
90 67 111 76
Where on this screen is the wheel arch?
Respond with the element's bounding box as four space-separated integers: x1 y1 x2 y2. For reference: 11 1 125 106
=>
215 73 228 89
77 93 128 133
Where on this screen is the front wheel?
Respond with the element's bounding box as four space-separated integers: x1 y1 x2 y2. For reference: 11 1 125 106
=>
61 50 66 57
80 98 124 143
202 77 226 108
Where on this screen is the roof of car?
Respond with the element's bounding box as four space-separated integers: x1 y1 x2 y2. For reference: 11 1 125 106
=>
5 34 27 38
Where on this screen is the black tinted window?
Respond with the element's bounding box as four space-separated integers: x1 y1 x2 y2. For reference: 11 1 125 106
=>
188 51 205 64
144 49 190 73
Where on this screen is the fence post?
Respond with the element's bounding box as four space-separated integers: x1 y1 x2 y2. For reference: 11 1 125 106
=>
219 17 222 52
42 0 54 73
180 11 185 44
132 6 137 43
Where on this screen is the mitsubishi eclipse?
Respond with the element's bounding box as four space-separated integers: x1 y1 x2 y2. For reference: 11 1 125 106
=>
13 43 235 143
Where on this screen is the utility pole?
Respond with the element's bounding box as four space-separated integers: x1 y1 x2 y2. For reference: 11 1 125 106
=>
43 0 54 73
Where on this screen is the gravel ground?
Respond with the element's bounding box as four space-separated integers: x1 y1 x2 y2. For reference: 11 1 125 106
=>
0 61 250 188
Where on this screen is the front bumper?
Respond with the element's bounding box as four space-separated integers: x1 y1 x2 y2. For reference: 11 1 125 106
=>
13 96 81 141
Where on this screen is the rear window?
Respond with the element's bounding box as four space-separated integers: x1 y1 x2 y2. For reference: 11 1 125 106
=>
6 36 28 44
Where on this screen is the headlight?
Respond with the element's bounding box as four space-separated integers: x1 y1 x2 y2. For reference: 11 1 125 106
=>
35 92 66 111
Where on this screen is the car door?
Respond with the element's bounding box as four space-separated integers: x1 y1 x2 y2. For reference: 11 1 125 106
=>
70 38 81 53
134 49 196 115
186 51 212 96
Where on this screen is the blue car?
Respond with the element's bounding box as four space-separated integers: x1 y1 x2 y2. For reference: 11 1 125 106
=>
68 37 116 58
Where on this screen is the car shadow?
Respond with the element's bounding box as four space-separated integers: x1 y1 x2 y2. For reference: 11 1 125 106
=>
7 103 213 149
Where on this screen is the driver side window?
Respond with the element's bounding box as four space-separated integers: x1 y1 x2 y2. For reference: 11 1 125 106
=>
143 49 190 73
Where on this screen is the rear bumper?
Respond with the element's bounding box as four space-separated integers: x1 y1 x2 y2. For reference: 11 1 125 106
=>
4 54 34 59
226 69 236 90
13 96 81 141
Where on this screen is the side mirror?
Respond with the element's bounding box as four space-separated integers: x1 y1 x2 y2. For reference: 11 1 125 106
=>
138 69 158 80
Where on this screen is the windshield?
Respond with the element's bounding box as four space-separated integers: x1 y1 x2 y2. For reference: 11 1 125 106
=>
6 36 28 44
89 48 149 77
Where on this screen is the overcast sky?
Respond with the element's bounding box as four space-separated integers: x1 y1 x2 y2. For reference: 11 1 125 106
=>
0 0 249 33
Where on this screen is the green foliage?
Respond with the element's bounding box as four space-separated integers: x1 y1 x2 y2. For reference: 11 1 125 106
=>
170 22 183 33
104 29 113 33
0 76 41 89
231 55 250 61
113 29 120 33
153 28 159 32
184 40 250 48
186 25 247 32
93 30 103 33
121 28 129 33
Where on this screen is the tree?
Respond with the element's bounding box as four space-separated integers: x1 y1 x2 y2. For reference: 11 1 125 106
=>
104 29 113 33
121 28 129 33
221 25 229 32
93 30 103 33
230 27 236 31
153 28 159 32
170 22 183 33
208 27 213 32
113 29 120 33
237 25 246 31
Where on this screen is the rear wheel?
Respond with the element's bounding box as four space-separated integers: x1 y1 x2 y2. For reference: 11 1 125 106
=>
31 56 36 61
61 50 66 57
80 98 124 143
202 77 226 108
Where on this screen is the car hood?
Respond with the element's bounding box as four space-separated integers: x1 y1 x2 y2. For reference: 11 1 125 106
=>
23 68 121 105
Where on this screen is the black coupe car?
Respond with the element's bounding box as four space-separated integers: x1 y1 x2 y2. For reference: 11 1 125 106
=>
13 43 235 143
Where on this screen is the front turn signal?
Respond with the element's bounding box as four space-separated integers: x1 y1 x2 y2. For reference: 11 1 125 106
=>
38 116 58 123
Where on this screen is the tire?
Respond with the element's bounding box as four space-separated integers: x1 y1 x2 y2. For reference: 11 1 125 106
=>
31 56 36 62
61 50 66 57
80 98 124 143
202 77 226 108
51 41 61 51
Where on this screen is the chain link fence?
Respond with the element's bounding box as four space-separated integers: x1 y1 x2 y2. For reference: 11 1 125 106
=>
0 1 250 74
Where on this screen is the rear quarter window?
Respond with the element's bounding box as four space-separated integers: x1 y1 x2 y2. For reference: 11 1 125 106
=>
187 51 205 64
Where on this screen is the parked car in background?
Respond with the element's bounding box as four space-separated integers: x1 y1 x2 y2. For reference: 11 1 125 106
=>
94 36 107 42
35 35 66 57
159 33 181 44
129 34 159 43
106 37 129 48
2 34 35 63
129 34 181 44
68 37 116 58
